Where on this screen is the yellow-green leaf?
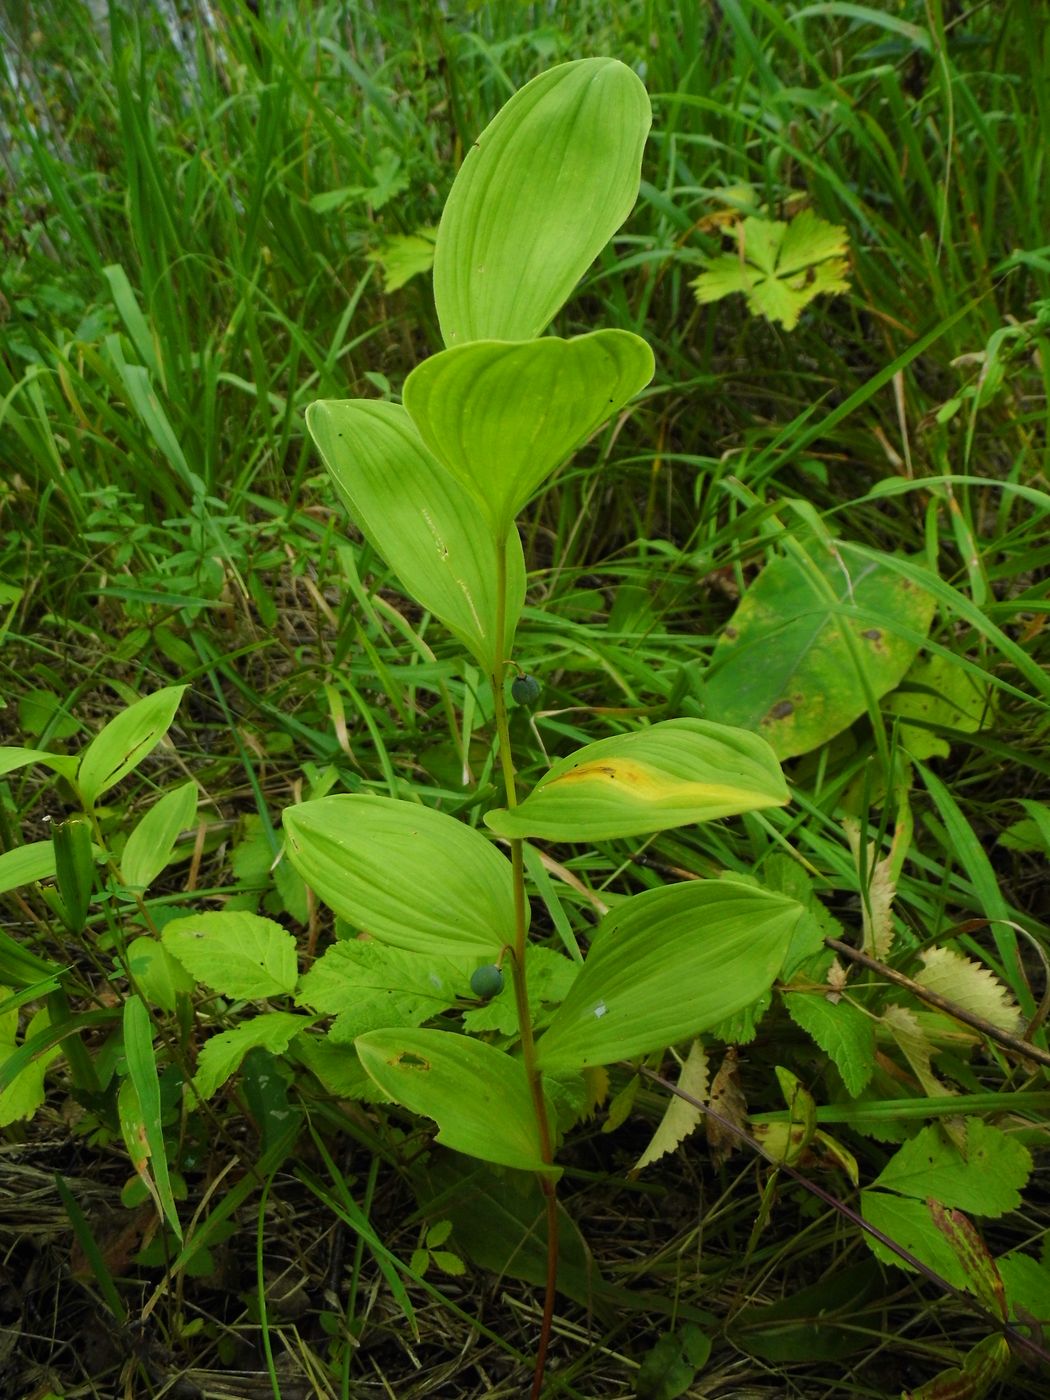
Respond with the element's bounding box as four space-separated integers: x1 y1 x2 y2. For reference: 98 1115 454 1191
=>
434 57 650 344
486 718 788 842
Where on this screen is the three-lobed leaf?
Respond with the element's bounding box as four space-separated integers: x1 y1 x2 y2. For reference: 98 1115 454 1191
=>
283 795 519 957
434 57 651 345
403 332 654 536
486 718 788 842
305 400 525 670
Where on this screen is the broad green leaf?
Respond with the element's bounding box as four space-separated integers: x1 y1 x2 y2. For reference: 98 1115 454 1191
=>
282 795 518 956
0 746 78 781
692 210 850 331
423 1152 604 1312
536 881 813 1073
293 1033 391 1103
860 1191 970 1291
127 936 195 1012
782 990 875 1098
19 688 79 740
729 1262 885 1363
0 840 57 896
999 1252 1050 1324
914 946 1021 1035
0 1006 59 1127
162 912 298 1000
306 399 524 670
121 780 198 892
78 685 187 807
296 940 472 1040
462 946 578 1035
704 543 936 759
122 996 181 1238
884 652 990 759
356 1028 555 1173
486 718 788 841
434 57 650 344
403 331 654 535
634 1040 709 1173
873 1120 1032 1218
192 1012 307 1101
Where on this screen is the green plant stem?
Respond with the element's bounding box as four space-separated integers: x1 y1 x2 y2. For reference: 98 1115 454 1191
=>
492 536 559 1400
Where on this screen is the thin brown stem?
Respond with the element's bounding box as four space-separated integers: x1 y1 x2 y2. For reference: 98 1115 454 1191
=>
492 532 559 1399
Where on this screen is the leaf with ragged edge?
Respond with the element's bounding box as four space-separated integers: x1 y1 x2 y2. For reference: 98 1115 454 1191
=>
434 57 650 345
880 1003 954 1101
486 718 788 842
356 1029 555 1173
283 795 517 956
914 947 1021 1035
121 780 197 892
885 653 990 760
536 881 815 1073
77 685 187 807
634 1040 709 1173
292 1034 391 1103
367 227 437 292
692 209 850 331
905 1333 1011 1400
126 937 195 1012
462 946 578 1035
704 542 936 759
192 1013 308 1101
783 990 875 1098
162 912 298 1000
843 818 897 958
403 332 654 535
929 1202 1007 1318
296 940 472 1040
306 400 525 671
998 1252 1050 1325
0 1006 59 1127
873 1120 1031 1218
861 1191 970 1291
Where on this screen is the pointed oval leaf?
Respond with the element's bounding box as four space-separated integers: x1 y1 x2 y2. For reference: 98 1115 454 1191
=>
536 880 808 1073
357 1028 555 1173
282 795 519 956
78 685 187 807
121 779 198 892
0 840 57 896
306 400 524 670
0 747 79 782
403 331 654 534
434 57 651 344
486 718 788 841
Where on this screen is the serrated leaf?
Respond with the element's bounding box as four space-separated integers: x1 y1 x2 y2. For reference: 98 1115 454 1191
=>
368 228 437 292
431 1250 466 1277
121 780 198 892
403 331 654 536
783 990 875 1098
998 1251 1050 1324
843 818 897 958
162 912 298 1000
0 1007 59 1127
861 1191 971 1291
704 541 936 760
634 1040 708 1173
873 1120 1031 1218
192 1013 307 1101
486 718 788 842
292 1033 391 1103
434 57 650 344
306 400 524 671
297 940 470 1040
126 936 195 1012
462 946 578 1034
692 210 850 331
915 946 1021 1035
78 685 187 807
283 795 517 957
356 1029 555 1173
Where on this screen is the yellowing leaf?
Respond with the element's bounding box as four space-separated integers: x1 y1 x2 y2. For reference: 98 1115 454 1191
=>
634 1040 709 1173
885 653 991 760
367 228 438 293
915 946 1022 1035
692 209 850 331
843 819 897 959
486 718 788 842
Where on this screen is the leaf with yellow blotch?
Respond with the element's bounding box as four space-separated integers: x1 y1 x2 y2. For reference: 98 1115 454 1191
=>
915 946 1022 1035
633 1041 708 1174
844 819 897 958
486 718 788 841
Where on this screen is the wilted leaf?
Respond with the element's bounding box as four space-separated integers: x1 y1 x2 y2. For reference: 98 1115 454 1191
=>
904 1332 1011 1400
915 947 1022 1035
634 1041 709 1173
707 1048 747 1167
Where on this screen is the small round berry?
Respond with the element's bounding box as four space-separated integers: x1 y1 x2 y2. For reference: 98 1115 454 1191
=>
511 674 541 707
470 964 505 999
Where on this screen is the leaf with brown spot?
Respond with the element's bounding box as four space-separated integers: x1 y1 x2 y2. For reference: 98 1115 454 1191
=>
706 1048 747 1167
